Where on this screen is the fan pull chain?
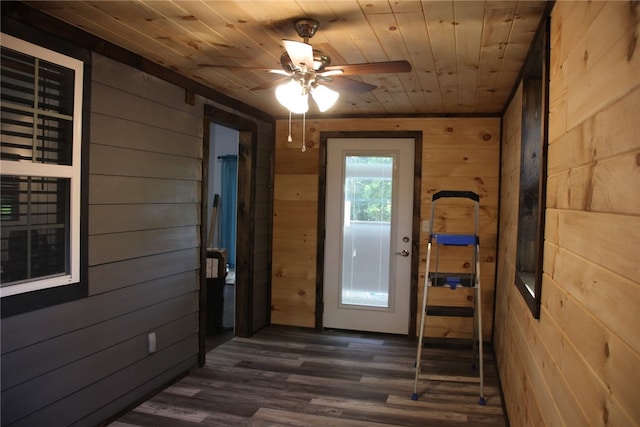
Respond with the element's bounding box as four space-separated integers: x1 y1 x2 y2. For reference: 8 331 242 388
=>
287 110 293 143
301 113 306 152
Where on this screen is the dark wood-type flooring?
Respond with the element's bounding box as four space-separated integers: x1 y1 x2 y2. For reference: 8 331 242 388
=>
109 326 507 426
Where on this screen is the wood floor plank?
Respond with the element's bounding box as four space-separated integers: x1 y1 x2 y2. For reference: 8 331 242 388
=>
110 326 507 426
164 385 202 397
250 407 403 426
310 397 468 423
133 401 209 422
385 395 504 415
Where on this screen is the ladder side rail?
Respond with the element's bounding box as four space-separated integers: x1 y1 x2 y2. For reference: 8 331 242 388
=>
474 198 479 236
434 240 440 285
429 197 437 235
473 198 479 281
413 194 439 400
476 242 486 405
412 240 433 400
430 198 439 287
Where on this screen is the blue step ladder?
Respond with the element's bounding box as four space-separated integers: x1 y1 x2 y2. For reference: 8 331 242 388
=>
411 190 486 405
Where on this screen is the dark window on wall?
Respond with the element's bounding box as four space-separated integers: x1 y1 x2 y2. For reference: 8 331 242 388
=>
514 17 549 319
0 28 89 317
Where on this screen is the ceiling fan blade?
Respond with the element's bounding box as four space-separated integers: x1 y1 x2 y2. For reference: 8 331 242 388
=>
325 60 412 76
250 76 290 91
268 69 291 76
322 76 377 94
319 69 344 77
282 40 314 71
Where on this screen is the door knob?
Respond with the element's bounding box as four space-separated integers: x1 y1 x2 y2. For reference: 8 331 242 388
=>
395 249 410 257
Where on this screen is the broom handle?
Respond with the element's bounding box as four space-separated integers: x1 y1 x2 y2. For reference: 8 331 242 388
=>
207 194 219 248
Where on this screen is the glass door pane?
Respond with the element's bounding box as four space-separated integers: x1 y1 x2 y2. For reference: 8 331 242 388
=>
341 155 393 308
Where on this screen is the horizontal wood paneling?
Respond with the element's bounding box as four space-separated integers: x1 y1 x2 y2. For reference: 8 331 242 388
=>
91 113 202 158
1 269 197 353
541 275 640 425
89 249 199 295
90 204 199 235
89 175 200 204
2 275 196 389
91 54 202 114
272 117 500 340
422 161 500 178
547 91 640 215
494 3 640 426
2 303 197 423
1 53 205 426
89 226 199 266
12 338 198 427
548 238 640 355
91 82 202 136
76 351 196 427
554 210 639 284
90 144 202 180
273 174 319 201
561 4 640 131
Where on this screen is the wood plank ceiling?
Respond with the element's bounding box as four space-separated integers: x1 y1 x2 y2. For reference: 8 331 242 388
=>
23 1 548 117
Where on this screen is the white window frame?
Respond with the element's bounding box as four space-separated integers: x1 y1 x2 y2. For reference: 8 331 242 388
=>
1 33 83 297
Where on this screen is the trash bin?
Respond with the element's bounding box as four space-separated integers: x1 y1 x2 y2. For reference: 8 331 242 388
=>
206 248 227 335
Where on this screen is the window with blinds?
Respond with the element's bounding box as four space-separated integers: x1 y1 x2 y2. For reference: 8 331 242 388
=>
1 34 83 297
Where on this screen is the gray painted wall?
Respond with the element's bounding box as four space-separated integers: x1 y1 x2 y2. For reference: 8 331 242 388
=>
1 49 273 426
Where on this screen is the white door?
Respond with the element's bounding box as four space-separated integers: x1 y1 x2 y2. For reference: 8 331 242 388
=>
323 138 414 334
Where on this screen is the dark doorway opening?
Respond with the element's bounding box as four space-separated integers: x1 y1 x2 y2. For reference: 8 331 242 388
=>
199 106 259 365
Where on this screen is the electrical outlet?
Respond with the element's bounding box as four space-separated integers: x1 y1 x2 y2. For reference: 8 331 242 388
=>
147 332 157 354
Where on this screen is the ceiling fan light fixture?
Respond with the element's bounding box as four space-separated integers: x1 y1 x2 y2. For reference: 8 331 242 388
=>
276 79 309 114
311 84 339 112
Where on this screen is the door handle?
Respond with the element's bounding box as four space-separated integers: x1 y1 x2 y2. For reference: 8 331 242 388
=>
395 249 410 257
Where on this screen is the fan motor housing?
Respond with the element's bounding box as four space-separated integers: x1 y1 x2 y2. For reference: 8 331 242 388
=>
294 19 320 40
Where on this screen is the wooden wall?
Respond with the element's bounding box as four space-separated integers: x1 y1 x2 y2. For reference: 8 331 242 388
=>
1 54 203 426
494 2 640 426
1 45 274 425
271 116 500 340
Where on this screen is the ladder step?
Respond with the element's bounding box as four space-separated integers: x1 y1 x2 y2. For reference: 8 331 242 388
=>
429 273 475 288
423 337 474 349
433 233 476 246
426 305 475 317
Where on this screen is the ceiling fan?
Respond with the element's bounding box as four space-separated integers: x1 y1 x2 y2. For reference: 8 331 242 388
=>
202 19 412 113
255 19 411 92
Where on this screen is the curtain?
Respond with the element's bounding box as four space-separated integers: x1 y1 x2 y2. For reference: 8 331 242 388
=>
219 155 237 268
